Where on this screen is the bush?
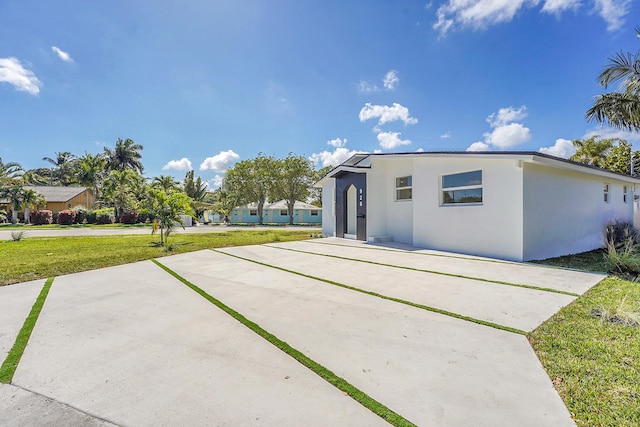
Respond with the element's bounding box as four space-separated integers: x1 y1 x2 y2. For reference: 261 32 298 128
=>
57 209 76 225
137 208 154 223
87 208 115 224
0 210 7 223
605 220 640 247
72 206 88 224
30 210 53 225
119 211 139 224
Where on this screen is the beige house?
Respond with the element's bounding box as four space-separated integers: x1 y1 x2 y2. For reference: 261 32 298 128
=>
24 186 94 213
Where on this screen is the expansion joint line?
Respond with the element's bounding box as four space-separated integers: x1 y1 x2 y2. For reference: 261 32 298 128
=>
268 244 579 297
151 259 416 427
212 249 527 336
0 277 54 384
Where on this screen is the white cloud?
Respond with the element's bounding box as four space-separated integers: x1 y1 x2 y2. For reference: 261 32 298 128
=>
467 141 491 151
383 70 399 90
358 69 400 93
162 157 193 171
434 0 538 36
211 175 225 188
199 150 240 172
483 122 532 148
582 126 640 144
359 103 418 126
487 106 528 127
328 137 347 148
440 131 451 139
415 148 425 152
310 147 363 167
51 46 73 62
357 81 379 93
377 131 411 149
594 0 631 31
434 0 630 35
0 57 42 95
310 138 364 167
538 138 576 158
541 0 581 15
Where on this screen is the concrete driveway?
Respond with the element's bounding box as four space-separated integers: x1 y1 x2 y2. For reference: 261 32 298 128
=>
0 238 605 426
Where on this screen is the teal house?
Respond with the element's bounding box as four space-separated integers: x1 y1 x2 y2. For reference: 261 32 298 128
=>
231 200 322 224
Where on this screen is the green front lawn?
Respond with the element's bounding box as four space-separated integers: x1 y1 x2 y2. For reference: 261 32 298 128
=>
534 251 640 427
0 229 317 286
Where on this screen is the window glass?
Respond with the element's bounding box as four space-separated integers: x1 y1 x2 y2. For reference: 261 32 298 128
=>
396 176 412 188
280 209 288 216
442 170 482 189
396 188 412 200
310 210 318 216
249 209 257 216
443 188 483 204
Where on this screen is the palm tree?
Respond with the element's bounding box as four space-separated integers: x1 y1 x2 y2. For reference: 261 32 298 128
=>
22 188 45 224
77 152 107 208
42 151 77 185
152 175 179 192
586 29 640 132
104 169 138 218
21 170 48 185
0 158 23 186
104 138 144 173
0 185 24 223
569 136 614 168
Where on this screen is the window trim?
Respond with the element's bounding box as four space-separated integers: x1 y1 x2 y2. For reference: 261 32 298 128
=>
604 183 609 203
441 170 483 206
249 209 258 216
310 210 319 216
623 186 628 203
280 209 288 216
395 175 412 201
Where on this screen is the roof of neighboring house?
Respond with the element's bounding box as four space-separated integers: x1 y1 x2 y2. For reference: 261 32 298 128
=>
238 200 320 210
315 151 640 186
24 186 91 203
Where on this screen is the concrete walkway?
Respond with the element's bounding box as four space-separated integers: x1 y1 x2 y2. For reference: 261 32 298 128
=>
1 238 605 426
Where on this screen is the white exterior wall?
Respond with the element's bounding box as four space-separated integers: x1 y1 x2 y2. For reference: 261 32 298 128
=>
321 179 336 237
412 157 525 261
367 158 414 244
522 162 635 261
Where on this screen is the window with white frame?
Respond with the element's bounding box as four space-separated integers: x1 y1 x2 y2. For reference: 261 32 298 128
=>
310 210 319 216
280 209 288 216
396 176 412 201
604 184 609 203
623 186 628 203
442 170 483 205
249 209 257 216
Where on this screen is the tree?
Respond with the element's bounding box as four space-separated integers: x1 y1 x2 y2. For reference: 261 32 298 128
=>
148 188 193 248
603 140 640 175
224 154 275 225
21 188 45 224
569 136 615 168
77 152 107 208
0 158 23 186
308 165 333 207
586 29 640 132
104 138 144 173
21 169 48 185
182 170 209 220
0 185 24 223
271 154 315 225
152 175 180 192
212 186 242 223
104 169 139 218
42 151 77 185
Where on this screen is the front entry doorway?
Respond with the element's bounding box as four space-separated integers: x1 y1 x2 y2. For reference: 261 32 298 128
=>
335 171 366 241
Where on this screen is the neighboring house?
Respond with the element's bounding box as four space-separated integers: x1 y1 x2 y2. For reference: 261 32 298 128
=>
231 200 322 224
24 186 94 213
315 151 640 262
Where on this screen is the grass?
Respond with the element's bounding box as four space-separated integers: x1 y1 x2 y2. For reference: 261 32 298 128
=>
532 259 640 426
0 230 317 286
153 259 416 426
0 277 53 383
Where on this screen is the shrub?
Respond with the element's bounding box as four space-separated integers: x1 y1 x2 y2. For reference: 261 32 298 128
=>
10 230 25 241
72 206 88 224
137 208 155 223
57 209 76 225
87 208 115 224
604 220 640 247
30 210 53 225
119 211 139 224
0 210 7 223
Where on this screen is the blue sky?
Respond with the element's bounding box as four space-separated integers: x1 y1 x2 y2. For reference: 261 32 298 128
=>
1 0 638 187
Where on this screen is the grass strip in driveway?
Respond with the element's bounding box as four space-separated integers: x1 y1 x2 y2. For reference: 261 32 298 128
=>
0 277 54 384
151 259 416 427
213 249 527 335
269 244 579 297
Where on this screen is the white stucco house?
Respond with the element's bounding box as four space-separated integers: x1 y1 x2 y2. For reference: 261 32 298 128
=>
315 151 640 262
